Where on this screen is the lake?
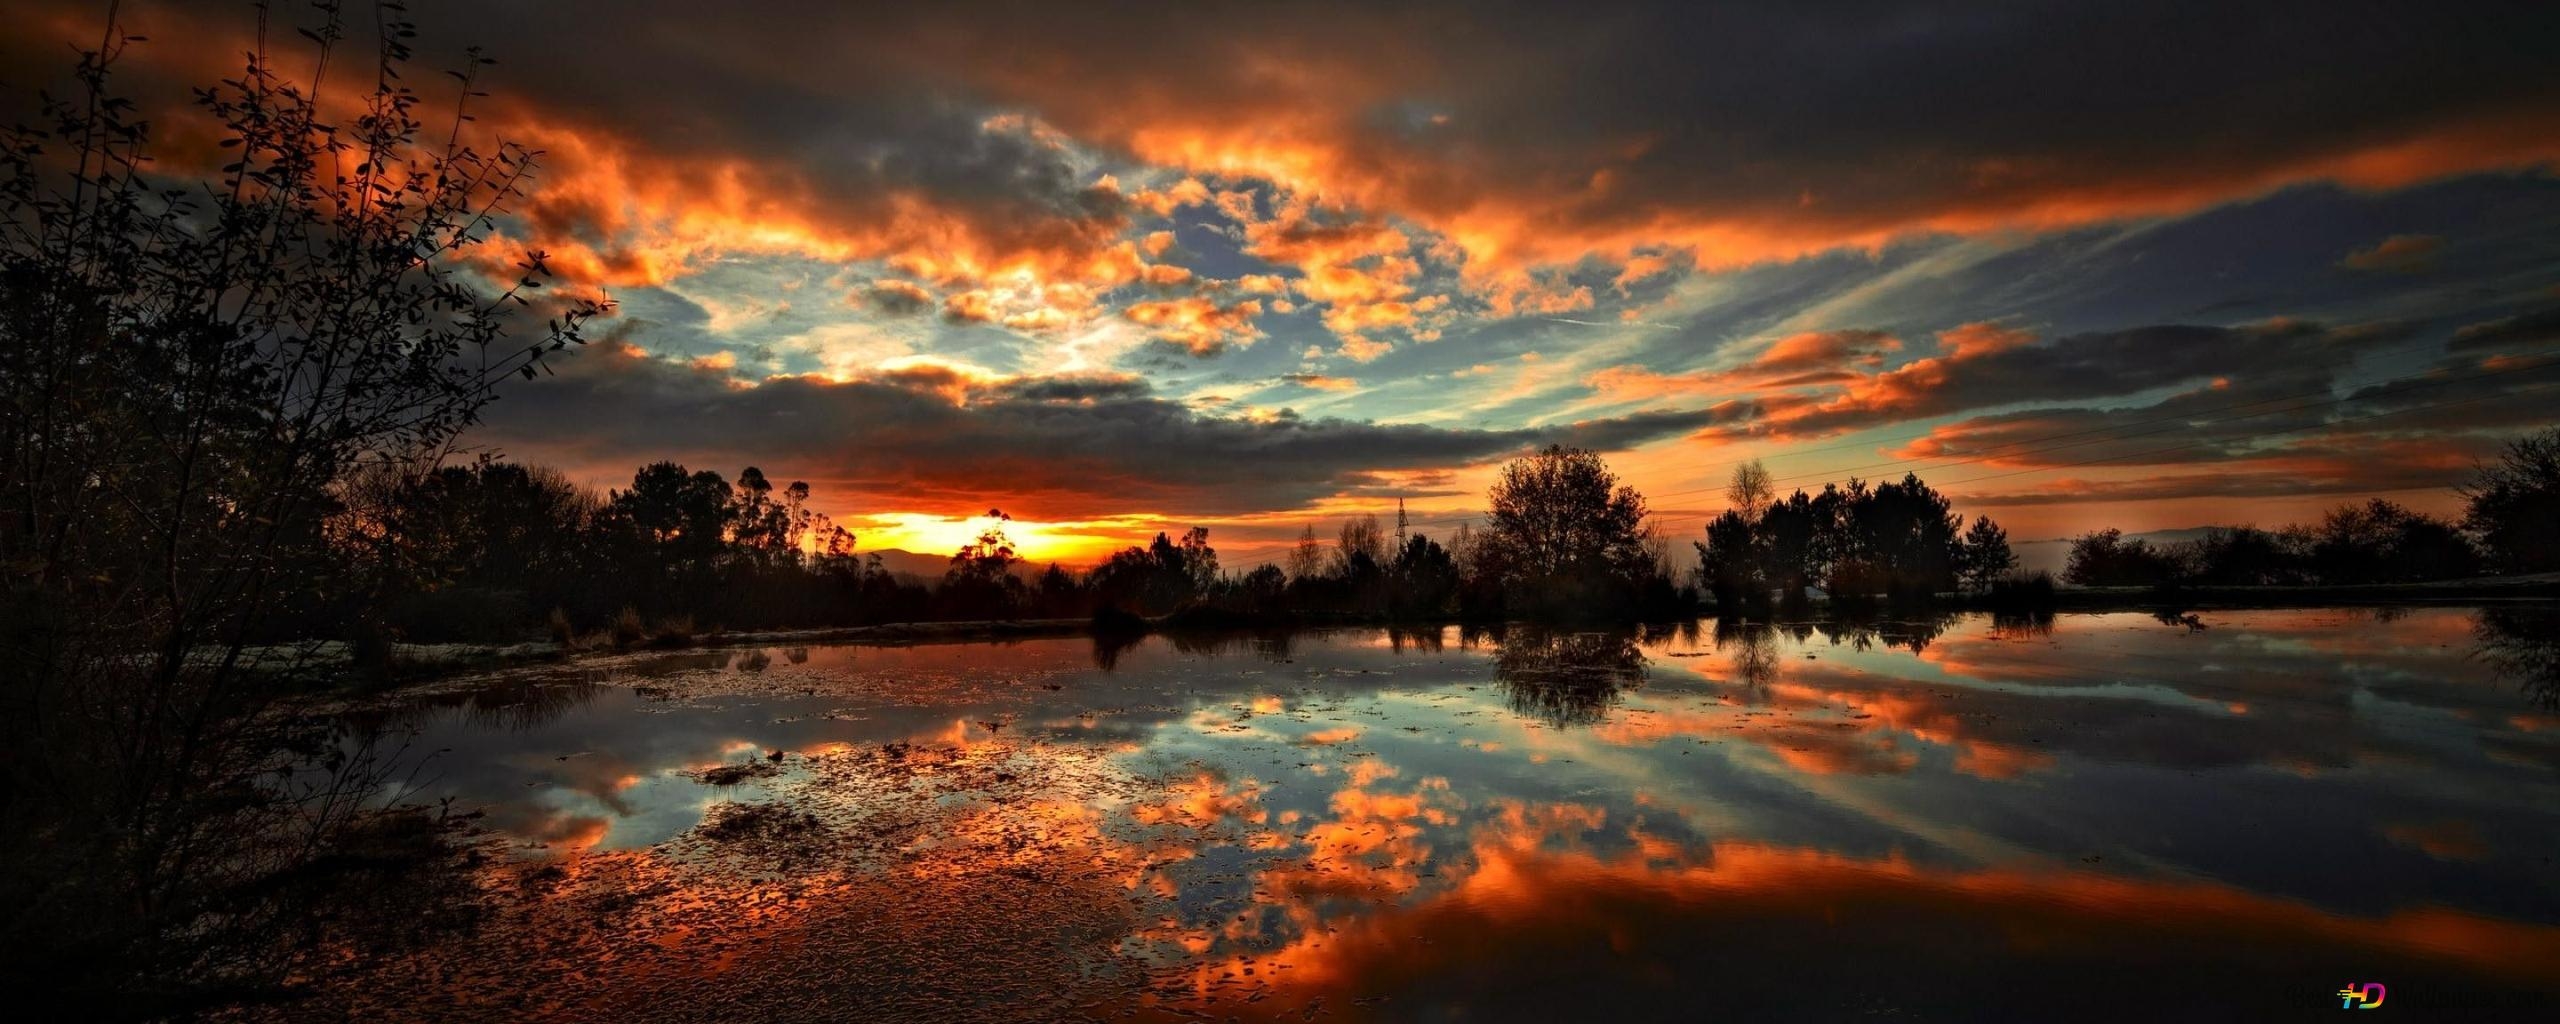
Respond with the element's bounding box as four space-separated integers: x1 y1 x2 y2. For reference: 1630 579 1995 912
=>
299 606 2560 1021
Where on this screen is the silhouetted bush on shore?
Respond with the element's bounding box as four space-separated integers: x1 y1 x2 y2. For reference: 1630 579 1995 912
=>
321 444 1700 647
2064 494 2503 590
1982 570 2060 609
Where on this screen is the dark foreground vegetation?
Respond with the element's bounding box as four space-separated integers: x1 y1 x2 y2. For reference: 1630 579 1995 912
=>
1 11 601 1015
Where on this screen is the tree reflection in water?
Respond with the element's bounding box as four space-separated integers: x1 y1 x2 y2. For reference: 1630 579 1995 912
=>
1386 626 1447 654
1713 619 1782 692
1493 628 1647 727
1091 631 1144 670
350 677 609 734
1989 607 2057 637
2475 605 2560 710
1732 611 1958 654
1094 629 1304 669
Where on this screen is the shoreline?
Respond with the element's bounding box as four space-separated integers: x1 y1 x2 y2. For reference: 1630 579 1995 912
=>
2012 573 2560 610
274 573 2560 688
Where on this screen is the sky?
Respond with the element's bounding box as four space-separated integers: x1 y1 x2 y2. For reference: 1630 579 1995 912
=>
9 0 2560 565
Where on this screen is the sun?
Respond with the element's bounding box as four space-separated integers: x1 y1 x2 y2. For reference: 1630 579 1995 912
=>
851 511 1122 565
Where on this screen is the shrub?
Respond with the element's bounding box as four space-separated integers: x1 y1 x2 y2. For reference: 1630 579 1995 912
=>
1982 570 2059 610
647 614 697 649
1090 605 1149 638
610 606 648 650
2064 529 2187 587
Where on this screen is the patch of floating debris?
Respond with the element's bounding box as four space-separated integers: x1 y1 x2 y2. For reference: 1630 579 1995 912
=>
247 729 1344 1022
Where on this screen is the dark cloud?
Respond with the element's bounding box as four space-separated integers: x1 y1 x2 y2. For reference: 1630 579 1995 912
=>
2449 305 2560 353
1727 320 2414 441
473 341 1722 518
1893 377 2347 468
1898 340 2560 471
1896 344 2560 509
24 0 2558 284
2335 352 2560 433
1553 405 1757 451
1957 455 2486 508
863 280 935 316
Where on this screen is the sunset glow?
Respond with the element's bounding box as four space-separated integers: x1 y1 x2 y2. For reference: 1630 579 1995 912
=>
13 5 2560 1018
846 511 1137 566
9 1 2554 569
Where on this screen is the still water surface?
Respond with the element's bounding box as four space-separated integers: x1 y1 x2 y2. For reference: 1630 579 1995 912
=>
326 607 2560 1021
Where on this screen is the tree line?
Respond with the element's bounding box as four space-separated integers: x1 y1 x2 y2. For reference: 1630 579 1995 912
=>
352 424 2560 647
2063 428 2560 589
340 444 1698 646
1694 462 2022 611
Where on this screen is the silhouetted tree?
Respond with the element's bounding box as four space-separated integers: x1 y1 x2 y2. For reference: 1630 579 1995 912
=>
1756 489 1829 601
597 462 736 605
729 468 792 568
941 510 1025 617
1285 523 1326 582
1955 515 2016 592
1388 534 1459 618
1447 521 1507 619
2463 427 2560 574
1034 562 1082 615
354 459 596 641
2065 528 2186 587
1090 527 1219 615
1727 458 1773 520
2307 499 2476 584
0 7 601 1009
1177 526 1221 595
1698 510 1762 611
1333 513 1386 579
1088 546 1162 613
1233 563 1289 614
2174 526 2305 586
1484 445 1658 616
1843 473 1964 599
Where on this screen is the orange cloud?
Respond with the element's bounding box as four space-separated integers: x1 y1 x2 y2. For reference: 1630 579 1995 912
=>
2340 233 2445 273
1756 329 1904 372
1122 297 1265 355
